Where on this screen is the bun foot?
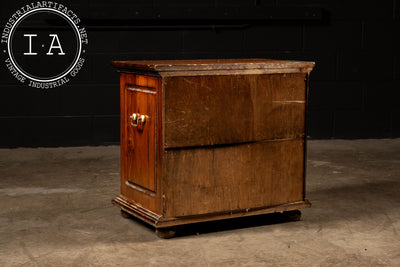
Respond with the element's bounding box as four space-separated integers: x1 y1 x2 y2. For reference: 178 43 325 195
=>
156 227 177 239
283 210 302 221
120 209 132 219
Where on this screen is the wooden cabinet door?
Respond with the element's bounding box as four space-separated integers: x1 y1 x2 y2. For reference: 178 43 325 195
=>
125 86 156 192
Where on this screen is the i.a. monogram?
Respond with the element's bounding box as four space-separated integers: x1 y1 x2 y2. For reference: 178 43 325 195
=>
2 2 88 89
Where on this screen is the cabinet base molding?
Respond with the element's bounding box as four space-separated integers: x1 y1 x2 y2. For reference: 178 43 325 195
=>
112 195 311 229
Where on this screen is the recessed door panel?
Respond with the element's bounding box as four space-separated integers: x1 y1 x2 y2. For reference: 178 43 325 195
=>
125 86 156 192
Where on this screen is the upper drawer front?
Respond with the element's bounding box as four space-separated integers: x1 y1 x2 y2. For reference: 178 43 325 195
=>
163 73 308 149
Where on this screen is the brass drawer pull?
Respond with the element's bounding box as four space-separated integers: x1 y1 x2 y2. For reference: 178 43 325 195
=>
130 113 138 127
137 114 146 124
130 113 148 131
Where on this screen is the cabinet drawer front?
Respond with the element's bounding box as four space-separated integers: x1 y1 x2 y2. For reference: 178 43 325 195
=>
125 86 156 192
163 73 307 149
163 139 305 217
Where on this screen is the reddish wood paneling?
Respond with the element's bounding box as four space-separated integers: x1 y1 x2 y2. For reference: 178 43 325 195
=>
119 73 161 213
126 88 156 191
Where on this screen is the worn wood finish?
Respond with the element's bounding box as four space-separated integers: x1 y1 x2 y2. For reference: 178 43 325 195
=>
111 59 315 77
163 73 307 148
113 194 311 228
112 59 314 236
163 139 304 217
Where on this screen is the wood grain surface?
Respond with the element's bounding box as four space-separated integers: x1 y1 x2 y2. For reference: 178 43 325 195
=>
163 73 307 148
120 73 162 213
114 59 314 226
163 139 305 217
126 87 156 191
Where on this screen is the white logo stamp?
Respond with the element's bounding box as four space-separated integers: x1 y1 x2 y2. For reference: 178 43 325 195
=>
2 2 88 89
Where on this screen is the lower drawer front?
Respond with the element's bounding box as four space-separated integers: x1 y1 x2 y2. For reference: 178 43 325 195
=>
163 139 305 217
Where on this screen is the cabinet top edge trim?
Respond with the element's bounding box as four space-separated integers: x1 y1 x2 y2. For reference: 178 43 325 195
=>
115 67 314 77
112 59 315 74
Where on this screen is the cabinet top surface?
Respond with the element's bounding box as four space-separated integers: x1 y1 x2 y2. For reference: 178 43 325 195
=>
111 58 315 75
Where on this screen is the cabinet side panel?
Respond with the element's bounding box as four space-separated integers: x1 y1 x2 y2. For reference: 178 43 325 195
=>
163 140 304 217
120 73 128 199
303 73 310 201
119 73 161 214
163 73 306 149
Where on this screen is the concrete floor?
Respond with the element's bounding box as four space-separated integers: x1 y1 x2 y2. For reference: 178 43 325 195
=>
0 139 399 266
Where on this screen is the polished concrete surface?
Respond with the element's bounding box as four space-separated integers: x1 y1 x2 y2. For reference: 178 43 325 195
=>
0 139 399 266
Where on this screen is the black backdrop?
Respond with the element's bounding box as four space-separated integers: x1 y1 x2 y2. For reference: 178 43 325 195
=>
1 0 399 147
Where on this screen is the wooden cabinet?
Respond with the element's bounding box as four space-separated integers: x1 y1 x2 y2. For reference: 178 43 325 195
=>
112 59 315 237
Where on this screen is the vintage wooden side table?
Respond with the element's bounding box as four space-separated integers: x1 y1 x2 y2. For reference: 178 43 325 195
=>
111 59 315 238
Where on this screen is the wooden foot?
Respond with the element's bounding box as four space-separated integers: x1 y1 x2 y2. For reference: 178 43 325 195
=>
156 227 177 239
120 209 132 219
283 210 302 221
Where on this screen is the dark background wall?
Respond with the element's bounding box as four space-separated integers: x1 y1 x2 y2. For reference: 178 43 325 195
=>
1 0 399 147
